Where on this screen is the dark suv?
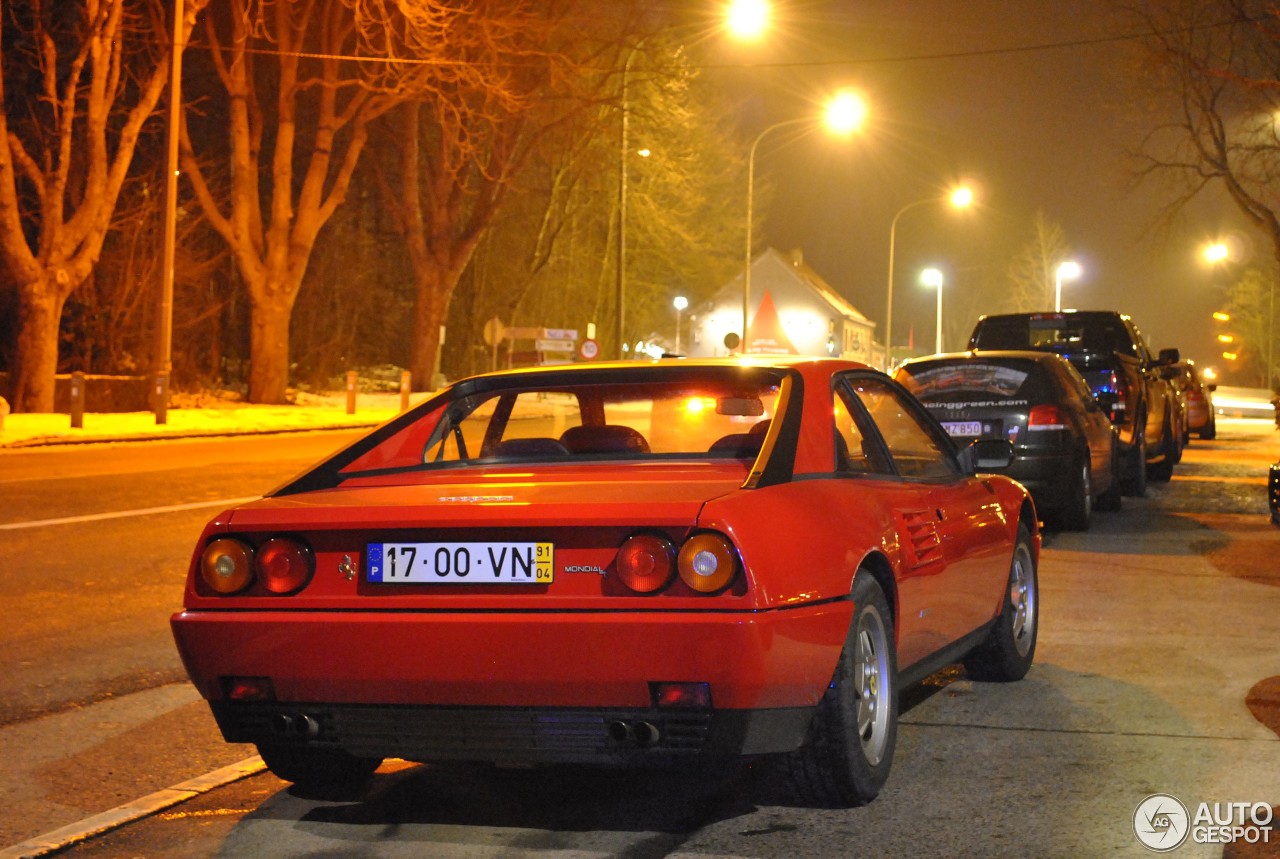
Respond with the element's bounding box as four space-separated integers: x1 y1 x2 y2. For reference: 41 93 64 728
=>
967 311 1182 494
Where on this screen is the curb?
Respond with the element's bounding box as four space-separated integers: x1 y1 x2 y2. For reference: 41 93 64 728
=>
0 756 265 858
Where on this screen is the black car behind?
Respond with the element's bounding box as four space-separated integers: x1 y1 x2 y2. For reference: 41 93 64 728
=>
895 350 1121 531
965 310 1182 494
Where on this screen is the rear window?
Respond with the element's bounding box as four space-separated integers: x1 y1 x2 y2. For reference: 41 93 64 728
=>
897 360 1050 405
971 314 1137 358
335 368 785 475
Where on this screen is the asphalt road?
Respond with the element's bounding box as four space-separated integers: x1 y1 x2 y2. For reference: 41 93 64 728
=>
2 423 1277 858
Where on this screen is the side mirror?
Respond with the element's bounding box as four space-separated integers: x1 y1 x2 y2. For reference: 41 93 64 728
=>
1157 347 1181 365
961 438 1014 474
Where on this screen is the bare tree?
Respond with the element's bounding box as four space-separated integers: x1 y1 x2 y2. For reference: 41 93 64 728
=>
370 0 610 389
0 0 207 412
1004 210 1072 312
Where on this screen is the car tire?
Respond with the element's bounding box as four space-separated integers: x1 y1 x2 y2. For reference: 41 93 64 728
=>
256 742 383 786
1095 439 1123 512
1148 419 1176 482
783 571 897 808
1056 458 1092 531
1121 423 1147 497
964 522 1038 683
1200 416 1216 440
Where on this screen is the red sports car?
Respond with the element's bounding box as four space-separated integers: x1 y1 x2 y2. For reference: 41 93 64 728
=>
171 357 1039 807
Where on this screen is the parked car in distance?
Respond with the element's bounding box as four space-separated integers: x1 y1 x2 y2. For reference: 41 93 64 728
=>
1170 360 1216 440
967 310 1182 493
895 350 1120 531
171 357 1040 809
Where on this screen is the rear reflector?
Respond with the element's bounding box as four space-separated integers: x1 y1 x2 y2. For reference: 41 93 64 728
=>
222 676 275 702
651 681 712 709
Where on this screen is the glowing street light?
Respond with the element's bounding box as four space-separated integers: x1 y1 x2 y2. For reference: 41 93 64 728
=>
673 295 689 353
1054 260 1082 312
725 0 769 40
743 90 867 349
883 186 974 369
1203 241 1230 265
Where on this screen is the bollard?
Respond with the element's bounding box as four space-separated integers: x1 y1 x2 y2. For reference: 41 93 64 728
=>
346 370 358 415
154 372 169 425
69 371 85 428
400 370 411 412
0 396 8 434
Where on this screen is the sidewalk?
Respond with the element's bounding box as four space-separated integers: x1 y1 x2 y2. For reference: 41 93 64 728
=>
0 391 430 449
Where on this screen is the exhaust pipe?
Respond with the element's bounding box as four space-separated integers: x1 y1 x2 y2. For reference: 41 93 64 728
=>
632 721 660 747
270 712 320 739
606 719 660 747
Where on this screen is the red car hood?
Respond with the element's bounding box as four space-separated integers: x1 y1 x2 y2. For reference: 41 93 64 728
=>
224 463 747 530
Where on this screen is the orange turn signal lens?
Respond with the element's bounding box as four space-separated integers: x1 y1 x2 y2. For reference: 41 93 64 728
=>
616 534 677 593
678 532 739 593
255 537 314 594
201 538 254 594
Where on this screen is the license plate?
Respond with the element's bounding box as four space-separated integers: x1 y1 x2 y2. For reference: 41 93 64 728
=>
367 542 554 584
941 421 984 437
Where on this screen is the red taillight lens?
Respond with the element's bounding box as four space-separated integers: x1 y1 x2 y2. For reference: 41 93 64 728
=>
651 681 712 709
200 538 254 594
255 537 314 594
616 534 677 593
1027 404 1066 430
677 532 739 593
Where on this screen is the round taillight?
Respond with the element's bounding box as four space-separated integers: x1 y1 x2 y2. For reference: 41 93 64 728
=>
678 532 739 593
201 538 254 594
254 537 314 594
616 534 676 594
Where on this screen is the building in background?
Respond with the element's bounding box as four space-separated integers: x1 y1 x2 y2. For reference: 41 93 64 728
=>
681 248 880 366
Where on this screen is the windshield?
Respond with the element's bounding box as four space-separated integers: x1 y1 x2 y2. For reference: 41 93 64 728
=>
972 313 1137 358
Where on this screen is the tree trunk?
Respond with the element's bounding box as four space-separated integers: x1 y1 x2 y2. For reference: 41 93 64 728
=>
247 292 295 404
10 278 67 413
409 262 455 390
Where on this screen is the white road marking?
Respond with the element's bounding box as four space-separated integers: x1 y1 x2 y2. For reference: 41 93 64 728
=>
0 497 259 531
0 756 265 858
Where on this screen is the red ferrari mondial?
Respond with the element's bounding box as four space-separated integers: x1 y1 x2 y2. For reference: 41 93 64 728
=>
171 357 1039 807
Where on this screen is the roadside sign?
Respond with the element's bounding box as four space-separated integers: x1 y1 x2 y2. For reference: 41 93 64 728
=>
503 326 543 340
579 338 600 360
536 338 576 353
544 328 578 341
482 317 505 347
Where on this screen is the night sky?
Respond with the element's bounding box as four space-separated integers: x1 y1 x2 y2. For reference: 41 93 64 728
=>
706 0 1248 371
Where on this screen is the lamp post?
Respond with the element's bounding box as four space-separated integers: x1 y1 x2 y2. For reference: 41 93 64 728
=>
920 268 944 354
673 295 688 353
884 186 973 370
616 1 770 359
743 90 866 350
1054 260 1082 312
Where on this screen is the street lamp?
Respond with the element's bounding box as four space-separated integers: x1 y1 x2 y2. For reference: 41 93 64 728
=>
884 186 973 369
616 4 772 359
743 90 866 349
1054 260 1081 312
920 267 944 354
673 295 688 353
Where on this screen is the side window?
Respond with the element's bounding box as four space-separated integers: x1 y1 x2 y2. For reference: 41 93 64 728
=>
834 390 892 475
844 377 960 480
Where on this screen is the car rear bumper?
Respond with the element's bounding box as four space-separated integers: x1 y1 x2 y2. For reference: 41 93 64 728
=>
172 602 851 761
993 452 1076 512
